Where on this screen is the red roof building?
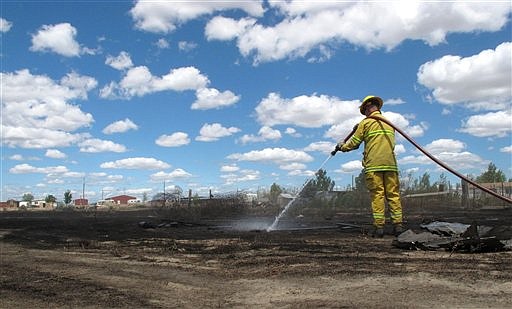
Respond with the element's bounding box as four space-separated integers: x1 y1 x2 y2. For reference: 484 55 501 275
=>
107 195 137 205
73 198 89 207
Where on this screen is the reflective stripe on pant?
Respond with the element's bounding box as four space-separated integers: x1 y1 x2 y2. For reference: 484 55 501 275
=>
365 171 403 228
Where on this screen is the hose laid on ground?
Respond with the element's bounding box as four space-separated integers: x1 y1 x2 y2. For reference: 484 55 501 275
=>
366 115 512 204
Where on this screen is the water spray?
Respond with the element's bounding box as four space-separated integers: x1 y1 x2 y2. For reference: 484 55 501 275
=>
267 126 359 232
266 155 332 232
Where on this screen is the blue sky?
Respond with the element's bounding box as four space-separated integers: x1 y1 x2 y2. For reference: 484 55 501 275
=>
1 1 511 202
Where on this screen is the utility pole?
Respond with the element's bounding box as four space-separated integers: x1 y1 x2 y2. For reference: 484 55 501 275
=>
82 177 86 207
163 181 166 207
461 178 469 208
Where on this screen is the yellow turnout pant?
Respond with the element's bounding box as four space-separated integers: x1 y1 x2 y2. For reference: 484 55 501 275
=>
365 171 402 228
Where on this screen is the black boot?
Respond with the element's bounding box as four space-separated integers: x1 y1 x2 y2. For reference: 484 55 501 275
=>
372 227 384 238
393 224 404 236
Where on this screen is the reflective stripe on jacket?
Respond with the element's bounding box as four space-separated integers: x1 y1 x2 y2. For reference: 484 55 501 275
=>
340 111 398 173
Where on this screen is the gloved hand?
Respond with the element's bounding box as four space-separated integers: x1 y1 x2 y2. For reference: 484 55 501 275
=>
331 144 342 156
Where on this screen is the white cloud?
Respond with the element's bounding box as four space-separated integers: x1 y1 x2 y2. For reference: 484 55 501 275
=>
130 0 264 33
238 126 281 144
2 70 97 117
424 139 466 154
100 66 210 99
57 171 85 178
400 151 488 171
336 160 363 173
227 147 313 165
159 67 210 91
405 167 420 175
303 141 335 155
155 132 190 147
103 118 138 134
208 2 510 64
1 126 88 149
45 149 67 159
501 146 512 153
79 139 127 153
9 155 24 161
196 123 240 142
287 169 315 177
100 157 170 170
221 169 261 185
324 110 426 142
0 18 13 32
30 23 82 57
385 98 406 105
88 173 124 184
47 179 64 185
60 72 98 99
279 162 306 171
156 38 170 49
105 51 134 70
399 138 489 171
284 127 301 137
383 112 426 138
9 163 68 174
459 110 512 138
256 92 361 128
99 65 239 111
125 188 153 196
191 87 240 110
394 144 406 155
1 70 97 148
220 164 240 173
205 16 256 41
150 169 192 182
417 42 512 110
178 41 197 51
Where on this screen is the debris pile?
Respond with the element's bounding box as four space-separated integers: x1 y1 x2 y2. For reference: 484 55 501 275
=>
393 221 512 253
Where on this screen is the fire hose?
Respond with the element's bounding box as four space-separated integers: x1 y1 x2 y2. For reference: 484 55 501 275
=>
335 115 511 204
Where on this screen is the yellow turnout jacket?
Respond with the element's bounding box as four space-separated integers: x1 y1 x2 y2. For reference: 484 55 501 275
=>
340 111 398 173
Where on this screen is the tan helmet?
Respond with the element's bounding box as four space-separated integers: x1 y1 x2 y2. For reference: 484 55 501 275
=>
359 95 383 115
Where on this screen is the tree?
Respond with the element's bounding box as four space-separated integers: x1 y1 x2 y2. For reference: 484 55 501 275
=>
22 193 34 202
415 172 433 193
433 173 448 191
313 169 335 191
353 170 367 192
269 183 282 204
45 194 56 203
64 190 72 205
301 169 335 197
476 163 506 183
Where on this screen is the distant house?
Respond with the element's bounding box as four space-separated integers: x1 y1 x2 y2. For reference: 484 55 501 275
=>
96 199 115 207
0 199 19 210
106 195 137 206
17 200 56 209
32 199 55 209
73 198 89 207
127 198 142 205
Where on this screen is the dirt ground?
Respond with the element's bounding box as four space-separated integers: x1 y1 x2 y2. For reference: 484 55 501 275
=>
1 206 511 309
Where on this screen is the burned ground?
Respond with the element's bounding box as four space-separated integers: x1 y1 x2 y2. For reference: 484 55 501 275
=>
1 207 511 308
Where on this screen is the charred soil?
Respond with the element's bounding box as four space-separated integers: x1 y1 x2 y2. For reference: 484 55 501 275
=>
1 207 511 308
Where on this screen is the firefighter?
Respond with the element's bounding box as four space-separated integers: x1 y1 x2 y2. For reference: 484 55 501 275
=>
331 95 404 237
